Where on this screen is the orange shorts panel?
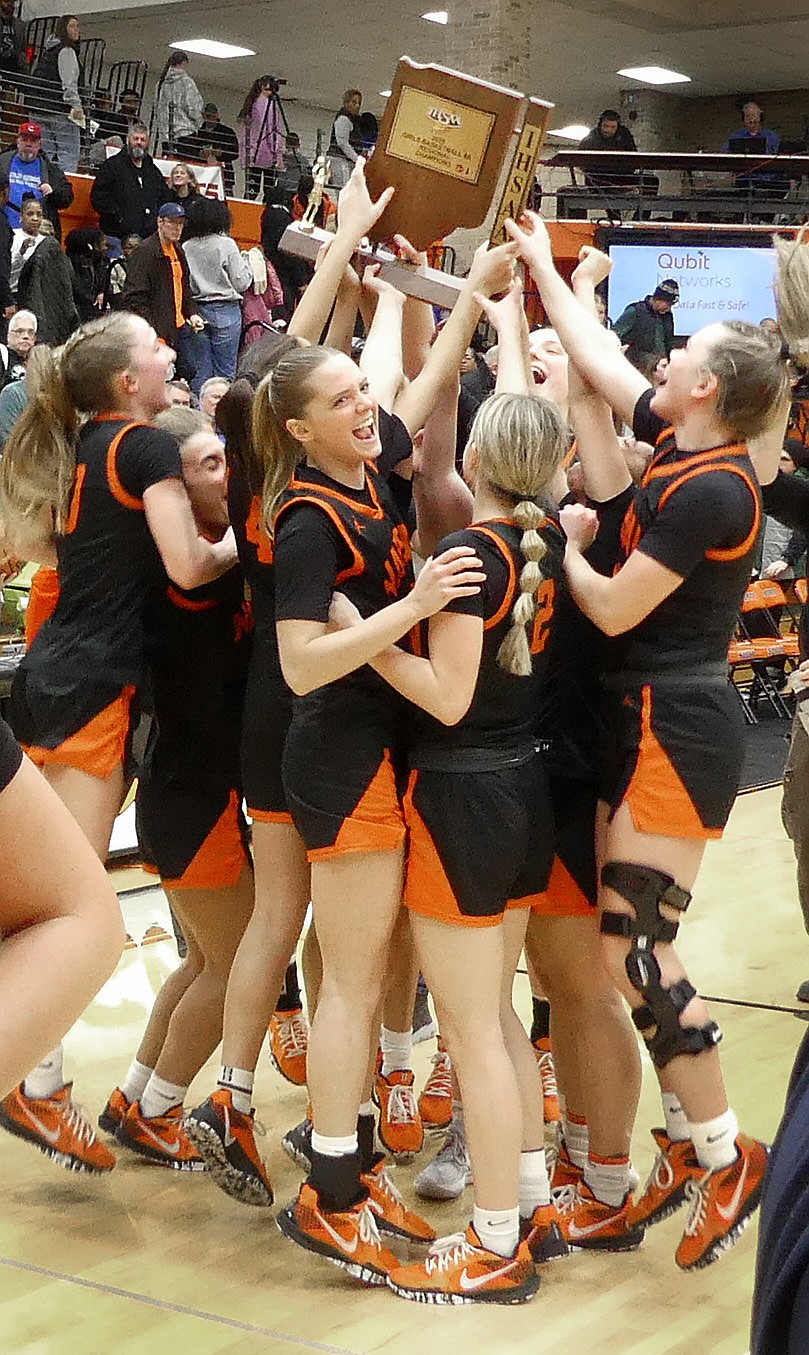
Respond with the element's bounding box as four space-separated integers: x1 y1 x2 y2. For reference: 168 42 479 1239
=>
306 751 405 862
624 686 723 841
248 806 294 826
24 566 60 648
403 771 504 929
23 685 136 779
157 790 249 890
512 854 595 918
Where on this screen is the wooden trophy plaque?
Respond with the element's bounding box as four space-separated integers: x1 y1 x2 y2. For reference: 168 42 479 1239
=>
280 57 552 308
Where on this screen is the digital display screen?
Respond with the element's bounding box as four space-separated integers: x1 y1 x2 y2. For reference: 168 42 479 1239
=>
606 241 777 337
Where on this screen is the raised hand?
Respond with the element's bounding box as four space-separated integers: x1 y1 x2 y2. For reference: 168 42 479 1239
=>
473 273 526 334
504 210 554 274
466 239 519 299
337 157 395 244
560 502 599 552
572 245 613 290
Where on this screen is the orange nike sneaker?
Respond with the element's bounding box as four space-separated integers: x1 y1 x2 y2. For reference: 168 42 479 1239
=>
375 1068 424 1160
388 1225 539 1305
418 1045 453 1129
533 1037 561 1125
631 1128 702 1228
0 1082 116 1173
116 1101 206 1171
185 1089 273 1205
675 1134 770 1271
550 1141 584 1194
556 1181 645 1252
268 1006 308 1086
521 1202 569 1262
277 1183 398 1285
98 1087 131 1137
362 1157 436 1242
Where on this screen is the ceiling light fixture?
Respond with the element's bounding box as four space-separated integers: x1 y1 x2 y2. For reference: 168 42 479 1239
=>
422 11 449 24
548 124 591 141
170 39 255 59
379 90 392 98
617 65 690 85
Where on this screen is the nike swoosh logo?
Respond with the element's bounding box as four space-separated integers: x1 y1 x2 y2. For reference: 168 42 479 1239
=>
140 1122 182 1155
716 1159 749 1222
21 1104 61 1145
315 1208 358 1254
459 1261 517 1291
706 1133 725 1144
568 1216 623 1240
223 1106 237 1148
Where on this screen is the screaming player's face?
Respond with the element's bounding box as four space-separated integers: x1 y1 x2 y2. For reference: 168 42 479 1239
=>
650 323 724 424
125 318 176 417
181 430 228 529
287 353 380 470
528 329 569 408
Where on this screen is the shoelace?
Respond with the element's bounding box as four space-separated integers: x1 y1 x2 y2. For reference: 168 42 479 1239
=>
423 1051 452 1100
372 1164 406 1206
535 1051 558 1100
61 1099 97 1146
425 1231 476 1276
553 1183 580 1216
277 1013 308 1058
645 1147 675 1193
682 1172 713 1237
387 1082 419 1125
357 1202 385 1250
433 1124 469 1168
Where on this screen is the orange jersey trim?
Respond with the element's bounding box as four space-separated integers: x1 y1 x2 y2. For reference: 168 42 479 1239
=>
157 790 249 890
276 493 366 586
105 421 150 511
246 494 274 564
466 524 517 632
623 685 723 841
166 584 218 612
306 751 405 861
655 461 760 563
288 465 386 520
23 685 136 779
65 463 87 535
248 806 294 825
515 855 594 918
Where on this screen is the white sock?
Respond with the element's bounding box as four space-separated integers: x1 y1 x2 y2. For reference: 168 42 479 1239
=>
690 1109 739 1171
24 1046 65 1099
584 1153 631 1207
519 1148 551 1217
311 1130 359 1157
358 1100 375 1119
120 1059 152 1105
380 1026 412 1077
218 1065 254 1115
140 1074 187 1119
563 1113 589 1169
473 1204 520 1258
662 1092 691 1144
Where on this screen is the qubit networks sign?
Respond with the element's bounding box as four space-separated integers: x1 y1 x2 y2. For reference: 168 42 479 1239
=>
607 244 776 336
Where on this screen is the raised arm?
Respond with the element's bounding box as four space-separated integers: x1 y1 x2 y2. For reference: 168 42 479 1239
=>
144 480 238 589
567 246 632 503
287 157 394 344
506 211 649 427
392 240 518 438
475 274 533 395
324 259 361 355
411 380 473 557
359 266 405 412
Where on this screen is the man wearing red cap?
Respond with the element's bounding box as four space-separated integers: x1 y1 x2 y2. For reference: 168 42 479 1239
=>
0 121 73 239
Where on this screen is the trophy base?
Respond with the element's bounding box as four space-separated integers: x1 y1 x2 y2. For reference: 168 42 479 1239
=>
279 223 464 310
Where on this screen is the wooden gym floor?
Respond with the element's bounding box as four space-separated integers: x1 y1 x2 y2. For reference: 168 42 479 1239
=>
0 785 805 1355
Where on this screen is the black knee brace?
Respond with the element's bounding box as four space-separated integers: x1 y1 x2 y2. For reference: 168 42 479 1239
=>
600 861 722 1069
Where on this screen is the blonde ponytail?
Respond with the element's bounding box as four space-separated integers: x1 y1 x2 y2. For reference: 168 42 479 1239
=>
496 499 548 676
775 224 809 369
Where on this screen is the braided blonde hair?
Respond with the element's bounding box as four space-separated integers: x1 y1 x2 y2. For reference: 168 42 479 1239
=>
467 393 568 677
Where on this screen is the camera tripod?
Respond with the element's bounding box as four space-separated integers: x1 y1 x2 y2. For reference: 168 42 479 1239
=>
245 76 302 201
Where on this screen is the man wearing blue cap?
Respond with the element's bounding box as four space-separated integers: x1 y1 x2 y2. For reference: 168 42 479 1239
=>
122 201 204 384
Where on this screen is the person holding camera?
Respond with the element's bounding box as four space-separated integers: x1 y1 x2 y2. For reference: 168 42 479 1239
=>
237 76 285 201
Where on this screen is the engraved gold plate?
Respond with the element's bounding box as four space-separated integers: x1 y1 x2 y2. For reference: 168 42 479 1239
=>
386 87 495 185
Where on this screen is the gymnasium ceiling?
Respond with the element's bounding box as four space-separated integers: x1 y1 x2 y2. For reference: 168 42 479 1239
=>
74 0 809 129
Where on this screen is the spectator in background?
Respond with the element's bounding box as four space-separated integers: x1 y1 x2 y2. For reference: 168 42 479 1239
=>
723 100 780 155
166 161 199 206
0 342 48 450
90 123 168 245
291 171 336 227
155 50 203 154
1 309 36 387
64 226 109 321
165 376 193 407
327 88 363 188
94 87 141 141
176 103 239 197
0 122 74 239
107 232 140 304
182 196 250 388
14 203 78 343
0 0 28 79
261 186 307 323
122 201 204 384
237 77 284 201
278 133 311 196
577 108 638 187
198 376 229 426
31 15 85 174
0 172 12 326
612 277 678 369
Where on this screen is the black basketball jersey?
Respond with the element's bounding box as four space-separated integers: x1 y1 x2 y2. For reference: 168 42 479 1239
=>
614 426 761 674
409 518 564 759
10 418 182 747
